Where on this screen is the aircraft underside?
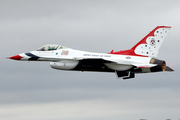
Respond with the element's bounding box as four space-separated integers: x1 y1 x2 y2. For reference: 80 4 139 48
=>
50 59 173 79
50 59 134 79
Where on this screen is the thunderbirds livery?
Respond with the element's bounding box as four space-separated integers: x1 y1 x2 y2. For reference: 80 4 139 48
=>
8 26 173 79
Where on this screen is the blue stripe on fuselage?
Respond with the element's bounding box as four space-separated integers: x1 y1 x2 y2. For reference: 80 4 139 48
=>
25 53 40 60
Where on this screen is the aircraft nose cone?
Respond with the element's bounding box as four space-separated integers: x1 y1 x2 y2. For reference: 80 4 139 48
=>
7 55 23 60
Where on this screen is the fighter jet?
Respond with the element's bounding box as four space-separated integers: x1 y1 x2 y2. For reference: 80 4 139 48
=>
7 26 173 79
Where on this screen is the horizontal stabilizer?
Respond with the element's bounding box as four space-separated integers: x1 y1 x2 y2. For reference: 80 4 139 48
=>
165 66 174 71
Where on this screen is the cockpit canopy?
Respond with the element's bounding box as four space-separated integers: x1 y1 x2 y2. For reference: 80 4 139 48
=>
37 44 59 51
36 44 69 51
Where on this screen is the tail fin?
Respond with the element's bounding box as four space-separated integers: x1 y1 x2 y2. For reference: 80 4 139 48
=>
109 26 171 57
132 26 171 57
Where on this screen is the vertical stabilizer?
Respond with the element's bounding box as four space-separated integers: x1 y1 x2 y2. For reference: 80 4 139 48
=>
132 26 171 57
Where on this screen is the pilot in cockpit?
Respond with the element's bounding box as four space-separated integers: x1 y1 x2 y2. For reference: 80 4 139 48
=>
36 44 59 51
36 44 69 51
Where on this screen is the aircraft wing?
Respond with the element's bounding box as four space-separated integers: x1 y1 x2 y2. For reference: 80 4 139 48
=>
73 57 159 69
40 56 158 69
73 57 118 64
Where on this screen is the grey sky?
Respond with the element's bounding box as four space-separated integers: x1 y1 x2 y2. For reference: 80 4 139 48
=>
0 0 180 120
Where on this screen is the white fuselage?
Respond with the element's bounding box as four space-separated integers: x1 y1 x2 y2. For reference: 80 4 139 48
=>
19 48 152 72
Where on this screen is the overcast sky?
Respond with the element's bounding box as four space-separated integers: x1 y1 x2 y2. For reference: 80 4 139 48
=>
0 0 180 120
